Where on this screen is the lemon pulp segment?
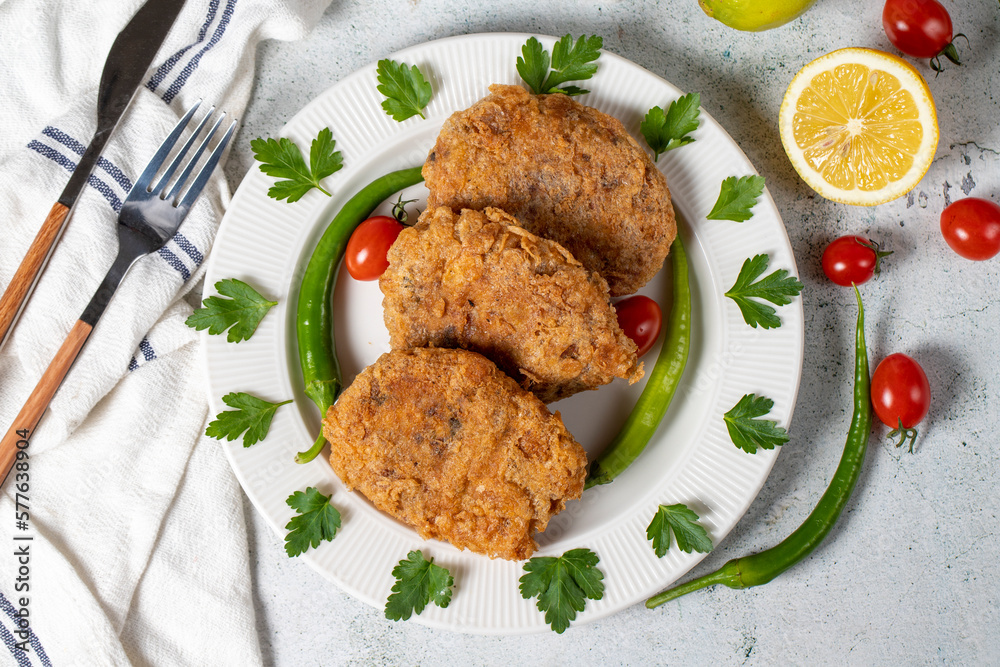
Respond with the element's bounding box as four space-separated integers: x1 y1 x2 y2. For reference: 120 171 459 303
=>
793 64 922 192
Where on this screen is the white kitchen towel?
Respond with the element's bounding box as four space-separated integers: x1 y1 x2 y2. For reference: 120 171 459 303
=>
0 0 333 664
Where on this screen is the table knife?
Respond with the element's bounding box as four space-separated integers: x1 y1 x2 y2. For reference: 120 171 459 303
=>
0 0 187 349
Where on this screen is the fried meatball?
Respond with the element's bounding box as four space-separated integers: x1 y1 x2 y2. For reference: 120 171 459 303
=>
380 206 642 403
423 83 676 296
323 348 587 560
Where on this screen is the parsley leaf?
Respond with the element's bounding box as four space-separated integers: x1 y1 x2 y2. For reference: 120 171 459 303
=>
640 92 701 161
546 34 603 91
284 487 341 557
724 393 790 454
517 34 602 96
516 37 549 95
646 504 714 557
385 550 454 621
250 128 343 202
707 175 767 222
205 392 291 448
519 548 604 634
309 127 342 187
725 254 803 329
376 59 433 122
185 278 277 343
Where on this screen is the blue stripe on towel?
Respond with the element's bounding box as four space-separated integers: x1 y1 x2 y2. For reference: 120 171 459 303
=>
139 337 157 361
163 0 237 104
41 127 133 192
158 246 191 280
129 337 157 372
26 140 75 173
27 141 122 212
147 0 221 93
174 233 204 266
0 590 51 667
0 621 31 667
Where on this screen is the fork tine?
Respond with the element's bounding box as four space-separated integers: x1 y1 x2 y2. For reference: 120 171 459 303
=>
152 106 216 195
178 119 237 211
131 100 202 193
164 112 226 203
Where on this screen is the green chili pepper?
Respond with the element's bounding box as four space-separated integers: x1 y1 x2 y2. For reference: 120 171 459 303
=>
646 286 870 608
294 167 425 463
586 234 691 489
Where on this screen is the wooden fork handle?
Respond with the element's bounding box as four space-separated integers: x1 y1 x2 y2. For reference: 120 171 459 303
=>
0 319 92 486
0 202 71 347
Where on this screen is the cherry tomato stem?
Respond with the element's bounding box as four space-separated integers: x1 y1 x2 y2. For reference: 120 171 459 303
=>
887 418 920 454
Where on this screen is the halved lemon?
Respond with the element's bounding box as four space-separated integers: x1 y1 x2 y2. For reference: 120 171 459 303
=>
779 48 938 206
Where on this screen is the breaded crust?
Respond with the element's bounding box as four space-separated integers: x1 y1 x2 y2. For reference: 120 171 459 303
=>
423 84 677 296
323 348 587 560
381 206 643 403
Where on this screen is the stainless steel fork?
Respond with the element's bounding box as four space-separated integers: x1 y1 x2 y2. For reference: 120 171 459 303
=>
0 102 236 484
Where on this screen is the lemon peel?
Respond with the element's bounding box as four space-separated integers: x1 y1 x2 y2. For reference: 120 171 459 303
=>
698 0 816 31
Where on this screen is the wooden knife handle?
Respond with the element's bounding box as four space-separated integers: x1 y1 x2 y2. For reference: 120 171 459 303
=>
0 319 92 487
0 202 71 345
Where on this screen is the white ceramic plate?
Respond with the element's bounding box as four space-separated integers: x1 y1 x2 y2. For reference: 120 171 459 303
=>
202 33 804 634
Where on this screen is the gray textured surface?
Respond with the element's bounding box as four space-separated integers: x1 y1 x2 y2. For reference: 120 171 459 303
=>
228 1 1000 664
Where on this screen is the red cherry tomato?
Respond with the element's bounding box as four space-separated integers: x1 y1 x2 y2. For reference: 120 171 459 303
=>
871 353 931 452
345 216 404 280
940 197 1000 261
615 295 662 358
882 0 953 58
821 236 891 287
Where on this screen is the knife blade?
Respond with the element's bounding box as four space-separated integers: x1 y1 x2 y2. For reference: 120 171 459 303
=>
0 0 187 349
